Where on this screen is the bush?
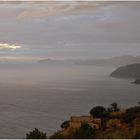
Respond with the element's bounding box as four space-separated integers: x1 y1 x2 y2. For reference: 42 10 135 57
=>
26 128 47 139
74 123 95 139
90 106 108 118
61 121 69 129
108 102 120 112
122 106 140 123
50 130 64 139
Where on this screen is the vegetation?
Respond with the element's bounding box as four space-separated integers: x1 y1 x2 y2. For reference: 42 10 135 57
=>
51 123 95 139
122 106 140 123
108 102 120 112
26 128 47 139
25 102 140 139
89 106 108 118
50 130 64 139
61 121 70 129
74 123 95 139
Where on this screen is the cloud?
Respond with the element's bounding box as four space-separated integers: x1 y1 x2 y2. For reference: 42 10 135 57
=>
0 2 119 21
0 43 21 50
16 2 104 20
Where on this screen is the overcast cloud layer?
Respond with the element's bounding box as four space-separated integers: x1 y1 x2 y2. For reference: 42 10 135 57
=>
0 2 140 60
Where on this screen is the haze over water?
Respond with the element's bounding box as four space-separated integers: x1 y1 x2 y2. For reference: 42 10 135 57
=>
0 1 140 138
0 64 139 138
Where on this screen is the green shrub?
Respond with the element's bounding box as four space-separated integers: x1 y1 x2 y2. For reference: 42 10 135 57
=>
26 128 47 139
61 121 69 129
90 106 109 118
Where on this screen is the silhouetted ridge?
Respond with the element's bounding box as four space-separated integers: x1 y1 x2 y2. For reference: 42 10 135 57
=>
134 78 140 84
110 63 140 79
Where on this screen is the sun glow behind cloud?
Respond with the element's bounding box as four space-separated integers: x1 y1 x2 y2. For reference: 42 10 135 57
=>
0 2 139 61
0 43 21 50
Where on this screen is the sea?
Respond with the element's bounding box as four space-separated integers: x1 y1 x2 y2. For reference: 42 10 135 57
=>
0 64 139 138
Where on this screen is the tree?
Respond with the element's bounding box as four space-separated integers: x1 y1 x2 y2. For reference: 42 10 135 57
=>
108 102 120 112
26 128 47 139
90 106 107 118
61 121 69 129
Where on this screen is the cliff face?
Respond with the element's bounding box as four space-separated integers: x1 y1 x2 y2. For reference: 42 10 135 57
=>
110 63 140 79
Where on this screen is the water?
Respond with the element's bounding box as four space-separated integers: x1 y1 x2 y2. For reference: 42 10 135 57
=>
0 64 139 138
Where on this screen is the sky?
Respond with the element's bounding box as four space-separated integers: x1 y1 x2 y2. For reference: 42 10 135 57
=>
0 1 140 61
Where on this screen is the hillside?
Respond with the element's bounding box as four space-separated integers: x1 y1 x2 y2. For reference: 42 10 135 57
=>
49 103 140 139
25 103 140 139
110 63 140 79
75 55 140 67
134 78 140 84
38 59 74 66
38 55 140 67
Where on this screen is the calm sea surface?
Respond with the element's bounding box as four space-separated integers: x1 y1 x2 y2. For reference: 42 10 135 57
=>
0 64 139 138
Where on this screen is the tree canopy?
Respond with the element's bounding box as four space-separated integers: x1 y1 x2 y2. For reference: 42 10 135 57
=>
90 106 107 118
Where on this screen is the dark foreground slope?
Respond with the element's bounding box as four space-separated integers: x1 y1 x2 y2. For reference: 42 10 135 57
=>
27 103 140 139
110 63 140 79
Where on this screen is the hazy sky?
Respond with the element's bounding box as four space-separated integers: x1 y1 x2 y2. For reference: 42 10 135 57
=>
0 1 140 61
